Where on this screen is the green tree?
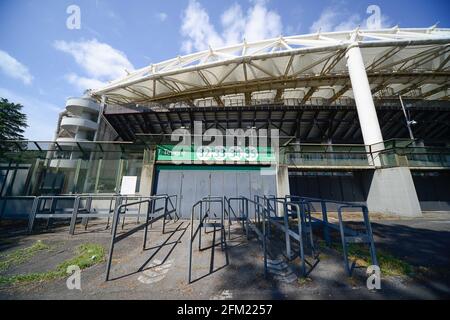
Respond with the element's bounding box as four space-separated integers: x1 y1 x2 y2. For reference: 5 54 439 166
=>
0 98 28 141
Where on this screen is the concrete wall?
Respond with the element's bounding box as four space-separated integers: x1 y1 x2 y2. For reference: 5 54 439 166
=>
288 169 449 216
366 167 422 217
412 170 450 211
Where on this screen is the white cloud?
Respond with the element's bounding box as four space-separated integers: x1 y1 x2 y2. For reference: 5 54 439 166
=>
65 73 105 91
309 7 339 33
309 5 391 33
180 0 282 53
221 4 245 46
243 0 282 42
54 39 133 80
334 14 362 32
0 87 62 140
157 12 168 22
181 0 224 52
53 39 134 91
0 50 33 85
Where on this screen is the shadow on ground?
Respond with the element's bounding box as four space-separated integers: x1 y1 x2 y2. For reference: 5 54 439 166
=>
0 217 449 299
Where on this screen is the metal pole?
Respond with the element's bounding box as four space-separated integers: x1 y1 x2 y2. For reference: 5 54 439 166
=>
262 203 267 278
69 196 81 235
337 207 351 276
143 199 151 250
363 206 379 267
28 197 40 234
283 201 291 259
198 201 203 250
188 204 195 284
105 202 121 281
399 95 415 141
162 196 168 234
295 203 306 276
221 197 225 251
245 198 249 240
321 200 331 246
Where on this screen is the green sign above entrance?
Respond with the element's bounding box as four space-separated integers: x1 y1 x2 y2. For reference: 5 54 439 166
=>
156 145 276 163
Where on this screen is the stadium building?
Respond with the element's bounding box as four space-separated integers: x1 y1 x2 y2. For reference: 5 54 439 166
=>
1 27 450 219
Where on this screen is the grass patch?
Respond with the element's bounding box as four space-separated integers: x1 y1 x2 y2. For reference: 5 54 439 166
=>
318 240 413 277
298 277 312 286
0 271 62 285
0 243 105 286
56 243 105 272
0 240 50 272
344 243 412 276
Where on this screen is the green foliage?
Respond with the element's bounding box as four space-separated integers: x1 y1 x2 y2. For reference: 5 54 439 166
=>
0 98 28 141
0 271 61 285
0 242 105 286
344 244 413 276
318 240 413 277
0 240 50 272
56 243 105 273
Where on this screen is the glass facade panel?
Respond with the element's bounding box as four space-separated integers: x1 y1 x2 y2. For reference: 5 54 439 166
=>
0 140 449 198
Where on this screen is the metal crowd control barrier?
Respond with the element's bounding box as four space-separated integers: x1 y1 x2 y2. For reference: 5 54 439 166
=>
188 196 228 284
286 196 361 245
69 195 162 235
105 194 178 281
69 195 120 235
286 195 379 276
0 196 37 221
225 197 247 239
27 194 169 235
162 194 179 221
241 196 269 278
338 205 378 276
28 195 78 233
263 196 319 277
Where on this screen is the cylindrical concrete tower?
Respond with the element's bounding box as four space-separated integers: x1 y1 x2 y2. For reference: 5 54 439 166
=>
50 96 101 168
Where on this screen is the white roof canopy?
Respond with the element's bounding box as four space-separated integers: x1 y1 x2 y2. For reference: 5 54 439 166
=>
90 27 450 106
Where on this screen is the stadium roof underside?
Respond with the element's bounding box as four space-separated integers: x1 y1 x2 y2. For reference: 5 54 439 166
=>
92 27 450 145
104 101 450 144
91 27 450 106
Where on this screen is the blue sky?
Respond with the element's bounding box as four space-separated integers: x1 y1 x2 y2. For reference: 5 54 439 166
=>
0 0 449 140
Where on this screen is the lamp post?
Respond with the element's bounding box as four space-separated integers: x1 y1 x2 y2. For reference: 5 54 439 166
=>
399 95 417 141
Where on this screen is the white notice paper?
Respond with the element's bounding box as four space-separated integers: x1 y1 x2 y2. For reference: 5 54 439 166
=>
120 176 137 195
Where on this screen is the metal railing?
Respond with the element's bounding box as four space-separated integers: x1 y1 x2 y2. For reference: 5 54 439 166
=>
0 196 37 220
286 195 378 276
224 196 246 239
28 195 78 233
337 205 378 276
69 194 121 235
188 196 228 283
217 194 379 278
105 194 178 281
27 194 159 234
240 197 270 278
258 196 319 276
283 139 450 169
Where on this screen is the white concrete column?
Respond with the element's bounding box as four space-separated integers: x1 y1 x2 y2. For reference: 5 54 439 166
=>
346 42 384 165
346 42 421 217
276 164 290 216
138 148 157 215
139 147 157 196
